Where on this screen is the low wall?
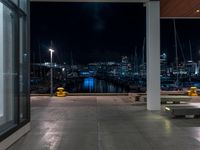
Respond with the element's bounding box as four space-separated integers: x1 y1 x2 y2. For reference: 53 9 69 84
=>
31 93 129 96
142 95 191 103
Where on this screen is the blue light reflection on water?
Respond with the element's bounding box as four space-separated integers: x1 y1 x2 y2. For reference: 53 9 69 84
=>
83 77 94 92
80 77 127 93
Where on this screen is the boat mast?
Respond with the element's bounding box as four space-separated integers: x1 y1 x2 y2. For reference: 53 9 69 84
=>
70 51 73 66
38 40 42 77
134 47 138 74
188 40 193 81
173 19 179 84
176 32 186 64
142 37 145 67
70 51 74 74
189 40 193 62
142 37 145 77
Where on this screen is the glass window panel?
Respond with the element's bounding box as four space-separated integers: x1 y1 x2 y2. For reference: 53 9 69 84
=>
0 2 17 132
19 0 27 12
11 0 19 6
19 17 28 122
0 3 3 121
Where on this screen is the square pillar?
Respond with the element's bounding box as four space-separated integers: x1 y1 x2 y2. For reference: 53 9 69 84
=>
146 0 160 110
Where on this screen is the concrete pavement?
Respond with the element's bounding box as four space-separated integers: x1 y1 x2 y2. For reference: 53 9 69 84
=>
8 96 200 150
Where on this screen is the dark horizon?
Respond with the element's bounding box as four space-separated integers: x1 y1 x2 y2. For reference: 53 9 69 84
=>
31 2 200 65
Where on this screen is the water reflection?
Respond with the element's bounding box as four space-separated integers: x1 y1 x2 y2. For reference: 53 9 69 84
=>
67 77 128 93
164 119 172 135
83 77 94 92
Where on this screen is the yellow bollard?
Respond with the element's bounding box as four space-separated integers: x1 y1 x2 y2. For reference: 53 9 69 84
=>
187 87 198 96
56 87 67 97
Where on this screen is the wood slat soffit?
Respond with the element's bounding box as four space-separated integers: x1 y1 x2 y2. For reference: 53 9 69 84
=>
161 0 200 18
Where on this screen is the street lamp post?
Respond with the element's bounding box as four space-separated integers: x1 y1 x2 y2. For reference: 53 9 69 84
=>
49 48 54 96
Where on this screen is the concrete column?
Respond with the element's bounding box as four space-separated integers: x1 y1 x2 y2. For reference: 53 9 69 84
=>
0 3 4 117
146 1 160 110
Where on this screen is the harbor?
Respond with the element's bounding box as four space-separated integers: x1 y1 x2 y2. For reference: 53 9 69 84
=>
30 53 200 94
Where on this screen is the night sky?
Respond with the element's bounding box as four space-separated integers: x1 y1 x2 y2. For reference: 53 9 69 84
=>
31 2 200 65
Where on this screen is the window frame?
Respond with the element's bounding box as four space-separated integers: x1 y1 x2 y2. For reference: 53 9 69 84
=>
0 0 30 142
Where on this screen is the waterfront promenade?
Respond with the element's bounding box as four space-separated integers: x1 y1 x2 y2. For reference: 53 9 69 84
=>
8 96 200 150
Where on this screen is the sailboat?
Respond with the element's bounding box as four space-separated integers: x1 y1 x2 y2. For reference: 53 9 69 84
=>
161 20 182 91
173 19 179 87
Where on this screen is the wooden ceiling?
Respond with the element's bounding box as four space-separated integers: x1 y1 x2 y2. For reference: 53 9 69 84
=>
160 0 200 18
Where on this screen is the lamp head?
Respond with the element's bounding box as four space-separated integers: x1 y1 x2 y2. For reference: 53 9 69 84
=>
49 48 55 53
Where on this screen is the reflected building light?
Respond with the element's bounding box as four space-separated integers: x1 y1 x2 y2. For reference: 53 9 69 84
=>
165 107 170 111
42 132 62 149
164 119 172 135
83 77 94 91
